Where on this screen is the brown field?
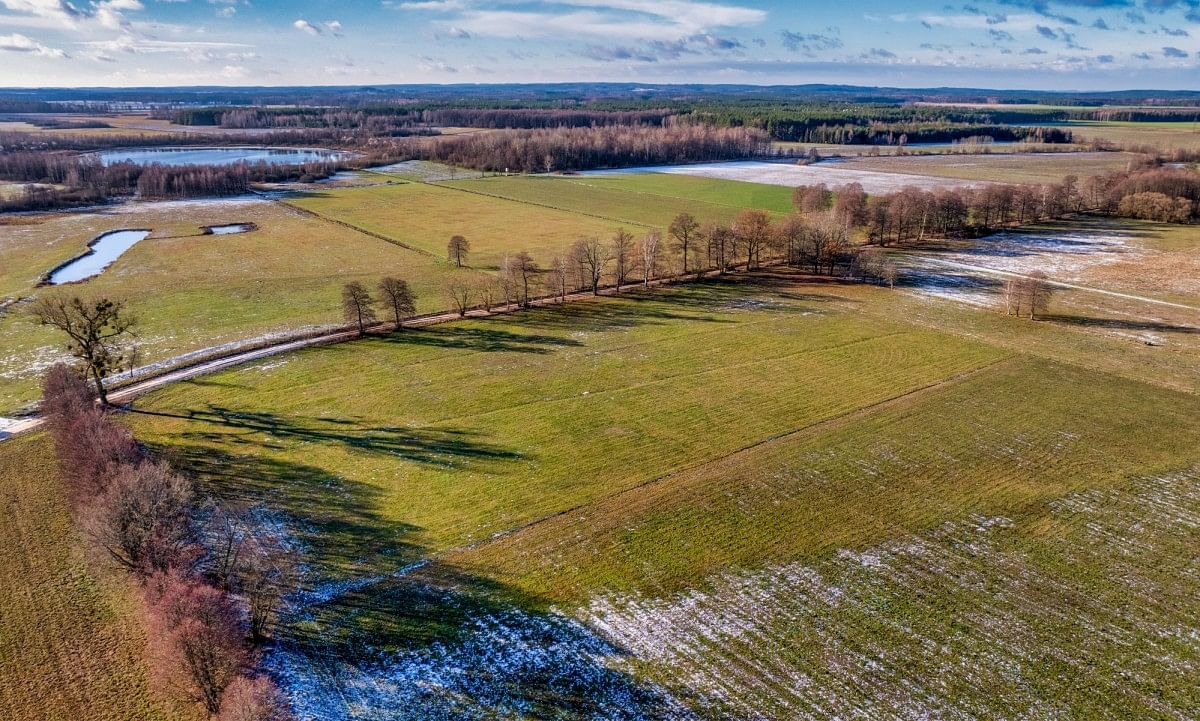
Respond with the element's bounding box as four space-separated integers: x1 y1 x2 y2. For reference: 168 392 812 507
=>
829 151 1138 184
0 434 181 721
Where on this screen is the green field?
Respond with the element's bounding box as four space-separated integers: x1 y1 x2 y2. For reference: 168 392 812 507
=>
834 150 1137 184
0 197 477 414
0 434 181 721
112 266 1200 718
1067 120 1200 150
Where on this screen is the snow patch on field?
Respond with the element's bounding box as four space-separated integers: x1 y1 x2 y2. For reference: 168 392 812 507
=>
580 161 993 194
579 470 1200 720
268 606 693 721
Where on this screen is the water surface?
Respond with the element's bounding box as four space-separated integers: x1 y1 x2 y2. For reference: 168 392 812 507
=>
49 229 151 284
206 223 253 235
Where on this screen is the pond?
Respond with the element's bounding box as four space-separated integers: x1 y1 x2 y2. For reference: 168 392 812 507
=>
48 229 150 284
95 147 349 167
206 223 254 235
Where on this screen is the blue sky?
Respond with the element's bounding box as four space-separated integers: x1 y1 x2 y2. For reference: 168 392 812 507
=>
0 0 1197 89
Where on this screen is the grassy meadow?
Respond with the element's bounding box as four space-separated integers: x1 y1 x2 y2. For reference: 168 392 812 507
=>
0 197 478 414
113 264 1200 717
1068 120 1200 150
835 150 1137 184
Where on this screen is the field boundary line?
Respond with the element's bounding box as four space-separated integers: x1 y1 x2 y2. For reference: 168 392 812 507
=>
274 196 439 258
444 352 1016 559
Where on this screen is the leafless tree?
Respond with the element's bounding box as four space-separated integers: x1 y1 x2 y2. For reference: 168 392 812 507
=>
218 676 295 721
704 222 735 274
512 251 539 308
29 295 135 404
636 229 661 286
611 228 635 291
377 277 417 328
571 237 611 295
1028 271 1054 319
734 209 772 270
341 282 376 335
443 277 474 317
146 574 247 714
545 255 569 302
833 183 868 227
237 534 297 642
774 213 807 266
475 276 500 312
668 213 699 275
86 461 197 574
446 235 470 267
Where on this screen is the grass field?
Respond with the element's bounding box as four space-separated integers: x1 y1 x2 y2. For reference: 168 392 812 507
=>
443 174 796 224
286 181 637 270
831 151 1137 184
1068 120 1200 151
0 434 181 721
0 196 476 414
113 261 1200 718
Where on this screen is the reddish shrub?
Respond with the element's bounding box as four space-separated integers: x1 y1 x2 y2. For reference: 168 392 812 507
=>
85 460 198 574
146 573 248 714
218 676 294 721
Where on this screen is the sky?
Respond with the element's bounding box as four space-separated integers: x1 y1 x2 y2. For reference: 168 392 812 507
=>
0 0 1198 89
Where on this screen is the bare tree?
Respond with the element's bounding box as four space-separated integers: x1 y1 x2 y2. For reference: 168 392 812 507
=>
218 676 295 721
704 222 735 274
341 282 376 335
774 213 807 266
498 255 517 308
545 255 569 302
571 237 611 295
146 574 247 714
611 228 635 291
1028 271 1054 320
733 209 772 270
475 276 499 312
668 213 700 275
377 277 417 328
237 535 297 642
443 277 474 317
86 461 197 574
29 295 135 405
446 235 470 267
512 251 539 308
636 229 661 286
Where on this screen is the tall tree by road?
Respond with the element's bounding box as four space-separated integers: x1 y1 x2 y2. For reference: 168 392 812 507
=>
512 251 539 308
611 227 635 291
341 282 376 335
571 237 611 295
378 277 417 328
29 295 135 405
447 235 470 267
669 213 699 275
637 229 661 286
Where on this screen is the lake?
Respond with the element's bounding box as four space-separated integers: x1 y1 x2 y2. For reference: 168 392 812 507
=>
49 229 151 284
96 147 349 167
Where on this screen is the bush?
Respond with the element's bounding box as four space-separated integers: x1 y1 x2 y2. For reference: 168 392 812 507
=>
85 460 198 573
218 676 294 721
1117 192 1194 223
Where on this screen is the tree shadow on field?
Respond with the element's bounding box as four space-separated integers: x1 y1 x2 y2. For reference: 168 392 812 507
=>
153 442 702 719
1041 313 1200 335
132 405 523 469
381 325 584 354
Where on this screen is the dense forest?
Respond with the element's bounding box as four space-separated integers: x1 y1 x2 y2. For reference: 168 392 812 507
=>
410 125 770 172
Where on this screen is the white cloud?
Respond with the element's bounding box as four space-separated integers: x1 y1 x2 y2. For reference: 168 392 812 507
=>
0 30 67 56
293 18 342 36
293 18 320 35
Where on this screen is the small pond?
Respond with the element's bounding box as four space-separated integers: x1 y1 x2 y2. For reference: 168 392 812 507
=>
206 223 254 235
48 229 150 284
95 147 350 167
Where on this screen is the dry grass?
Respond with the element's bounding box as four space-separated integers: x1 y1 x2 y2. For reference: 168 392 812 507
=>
0 433 180 721
830 151 1138 184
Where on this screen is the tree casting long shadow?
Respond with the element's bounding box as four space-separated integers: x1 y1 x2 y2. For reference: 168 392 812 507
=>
156 443 699 720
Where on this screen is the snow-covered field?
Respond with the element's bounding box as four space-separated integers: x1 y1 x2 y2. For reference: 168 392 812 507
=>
580 160 994 194
579 470 1200 720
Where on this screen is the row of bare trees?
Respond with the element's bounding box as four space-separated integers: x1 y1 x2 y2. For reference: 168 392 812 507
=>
41 365 294 720
412 125 770 173
341 277 418 334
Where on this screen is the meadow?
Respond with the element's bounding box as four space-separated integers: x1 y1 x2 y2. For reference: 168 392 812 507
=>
0 196 475 414
0 434 182 721
116 263 1200 718
1068 120 1200 151
832 150 1137 184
